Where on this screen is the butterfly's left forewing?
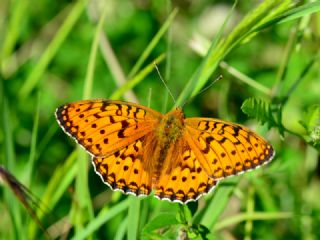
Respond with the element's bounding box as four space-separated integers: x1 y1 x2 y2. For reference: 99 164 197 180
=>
55 100 161 157
184 118 274 180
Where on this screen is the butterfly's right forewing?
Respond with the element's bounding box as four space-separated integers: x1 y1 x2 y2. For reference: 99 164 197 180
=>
55 100 161 157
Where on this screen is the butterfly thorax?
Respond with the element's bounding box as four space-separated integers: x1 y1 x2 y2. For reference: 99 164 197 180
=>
156 108 185 142
145 108 185 185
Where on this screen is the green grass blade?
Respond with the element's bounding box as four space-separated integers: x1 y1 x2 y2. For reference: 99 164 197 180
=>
73 199 130 240
2 97 24 239
214 211 292 231
83 3 108 99
35 124 58 161
18 0 86 99
254 1 320 31
127 8 178 79
28 150 78 239
25 93 40 185
1 98 15 171
199 178 238 229
1 0 28 71
175 0 237 107
74 149 93 234
127 196 141 240
177 0 293 108
219 61 272 95
72 5 109 234
114 217 128 240
110 53 166 100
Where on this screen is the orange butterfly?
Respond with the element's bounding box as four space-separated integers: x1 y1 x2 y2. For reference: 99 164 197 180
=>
55 100 274 203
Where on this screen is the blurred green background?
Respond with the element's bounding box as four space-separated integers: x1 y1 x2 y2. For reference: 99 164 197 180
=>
1 0 320 239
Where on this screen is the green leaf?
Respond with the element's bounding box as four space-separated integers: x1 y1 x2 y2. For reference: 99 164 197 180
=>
300 105 320 149
127 197 141 240
142 213 179 235
241 98 276 128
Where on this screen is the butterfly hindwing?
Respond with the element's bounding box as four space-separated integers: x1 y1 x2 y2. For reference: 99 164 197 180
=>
155 139 217 203
92 138 152 196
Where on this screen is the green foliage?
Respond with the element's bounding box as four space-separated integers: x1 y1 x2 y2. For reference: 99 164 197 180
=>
241 97 277 128
1 0 320 239
300 105 320 150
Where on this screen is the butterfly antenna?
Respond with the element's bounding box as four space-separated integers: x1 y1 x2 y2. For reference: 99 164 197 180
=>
154 62 176 104
181 75 223 108
197 75 223 96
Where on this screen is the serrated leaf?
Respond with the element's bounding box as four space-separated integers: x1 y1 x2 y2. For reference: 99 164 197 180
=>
241 97 276 128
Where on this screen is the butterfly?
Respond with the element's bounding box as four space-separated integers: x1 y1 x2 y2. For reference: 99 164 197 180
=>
55 99 274 203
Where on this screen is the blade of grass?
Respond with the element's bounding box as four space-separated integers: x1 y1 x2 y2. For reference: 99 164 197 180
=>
253 1 320 32
2 97 23 239
97 26 138 102
274 26 297 95
199 178 238 229
219 61 272 95
127 8 178 79
244 186 254 240
177 0 293 108
28 150 78 239
25 92 40 186
175 0 238 107
214 211 292 231
1 0 28 71
74 149 92 234
0 166 50 239
1 92 15 172
110 53 166 100
127 196 141 240
245 0 291 40
83 2 108 99
35 124 59 162
196 0 289 96
252 178 278 212
1 5 73 78
72 199 130 240
73 3 109 234
114 217 128 240
18 0 86 99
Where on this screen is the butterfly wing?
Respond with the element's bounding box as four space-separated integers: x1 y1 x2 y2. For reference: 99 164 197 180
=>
155 139 217 203
93 138 152 196
184 118 275 179
55 100 161 157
